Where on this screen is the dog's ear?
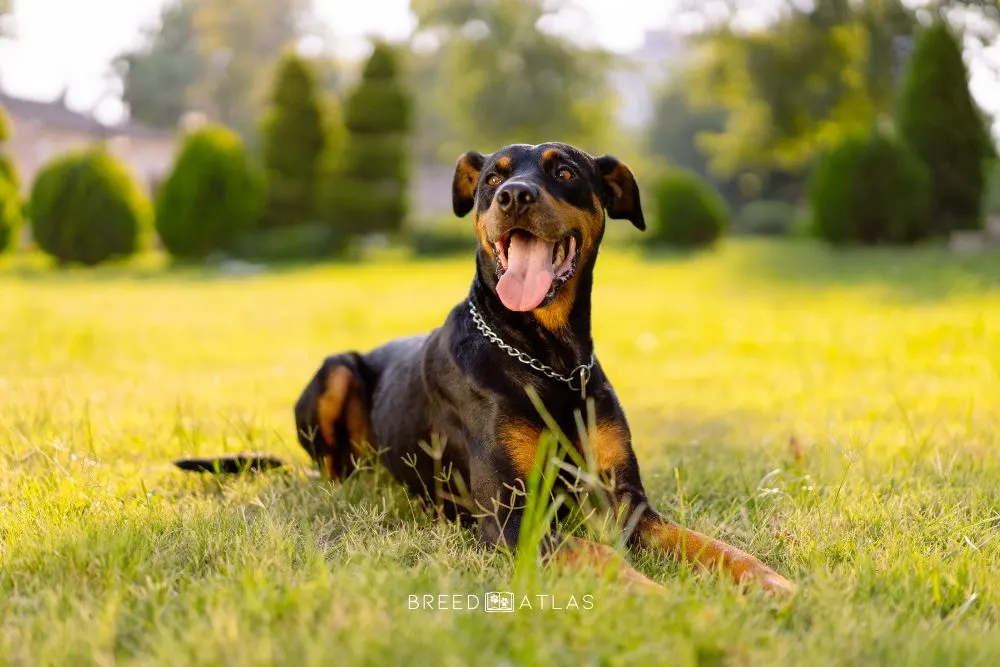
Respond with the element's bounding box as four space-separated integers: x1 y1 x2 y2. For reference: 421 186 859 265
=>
595 155 645 231
452 150 487 218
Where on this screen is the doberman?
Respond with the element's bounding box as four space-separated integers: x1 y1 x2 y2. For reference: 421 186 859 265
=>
176 143 793 595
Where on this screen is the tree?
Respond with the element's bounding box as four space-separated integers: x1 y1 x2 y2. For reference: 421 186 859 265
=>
260 52 326 229
684 0 918 175
648 87 727 182
412 0 615 156
408 45 453 165
113 0 202 130
189 0 309 139
323 42 412 238
898 21 992 232
113 0 310 139
0 0 13 40
929 0 1000 42
647 84 806 209
155 125 264 259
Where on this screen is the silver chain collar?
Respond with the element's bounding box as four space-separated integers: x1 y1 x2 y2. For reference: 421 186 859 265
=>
467 301 595 398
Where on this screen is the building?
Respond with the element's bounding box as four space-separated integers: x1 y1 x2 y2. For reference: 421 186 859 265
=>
1 90 176 194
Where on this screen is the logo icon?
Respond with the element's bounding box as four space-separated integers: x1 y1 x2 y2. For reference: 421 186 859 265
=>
484 591 515 613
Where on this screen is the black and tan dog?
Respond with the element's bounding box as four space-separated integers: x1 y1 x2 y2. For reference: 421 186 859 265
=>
177 143 793 594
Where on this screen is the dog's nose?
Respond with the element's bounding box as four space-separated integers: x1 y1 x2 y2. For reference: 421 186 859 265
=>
495 181 538 217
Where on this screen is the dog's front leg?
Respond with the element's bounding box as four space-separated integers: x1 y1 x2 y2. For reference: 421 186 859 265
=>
630 507 794 595
470 447 661 592
543 535 663 591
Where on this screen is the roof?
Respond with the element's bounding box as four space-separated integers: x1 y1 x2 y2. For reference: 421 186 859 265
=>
0 91 172 140
0 91 103 133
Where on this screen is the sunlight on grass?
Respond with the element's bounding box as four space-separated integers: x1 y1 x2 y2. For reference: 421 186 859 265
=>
1 240 999 665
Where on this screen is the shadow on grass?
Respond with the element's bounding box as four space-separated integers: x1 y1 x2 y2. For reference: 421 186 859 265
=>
727 239 1000 302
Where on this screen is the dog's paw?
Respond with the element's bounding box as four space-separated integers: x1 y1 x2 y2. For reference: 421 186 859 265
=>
752 570 796 596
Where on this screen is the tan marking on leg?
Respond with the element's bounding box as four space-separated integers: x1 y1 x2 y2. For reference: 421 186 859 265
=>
317 366 353 446
316 366 371 479
321 454 336 479
499 421 543 476
636 512 794 595
592 422 629 472
550 536 662 592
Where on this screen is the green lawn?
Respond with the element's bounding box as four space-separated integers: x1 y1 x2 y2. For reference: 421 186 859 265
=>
2 240 999 666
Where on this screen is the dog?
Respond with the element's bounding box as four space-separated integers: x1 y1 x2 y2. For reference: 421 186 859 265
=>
176 142 793 595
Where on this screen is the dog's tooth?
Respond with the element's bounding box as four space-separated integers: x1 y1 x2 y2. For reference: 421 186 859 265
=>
553 242 565 267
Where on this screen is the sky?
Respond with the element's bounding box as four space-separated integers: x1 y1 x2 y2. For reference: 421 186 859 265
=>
0 0 997 130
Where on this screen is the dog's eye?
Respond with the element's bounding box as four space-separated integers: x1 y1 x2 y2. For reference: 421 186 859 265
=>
557 167 575 181
486 174 504 187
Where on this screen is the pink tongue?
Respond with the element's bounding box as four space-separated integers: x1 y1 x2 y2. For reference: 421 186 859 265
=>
496 233 554 311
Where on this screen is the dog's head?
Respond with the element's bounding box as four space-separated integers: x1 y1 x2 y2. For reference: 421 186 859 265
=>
452 142 644 330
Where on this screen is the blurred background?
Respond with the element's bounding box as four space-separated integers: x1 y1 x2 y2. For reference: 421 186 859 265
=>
0 0 999 264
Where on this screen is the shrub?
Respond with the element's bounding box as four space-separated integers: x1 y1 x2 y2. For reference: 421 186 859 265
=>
0 104 18 189
733 200 797 237
30 149 148 265
897 21 991 232
0 155 16 188
0 178 21 255
809 131 931 245
650 169 729 248
323 41 412 237
260 52 327 229
155 125 264 260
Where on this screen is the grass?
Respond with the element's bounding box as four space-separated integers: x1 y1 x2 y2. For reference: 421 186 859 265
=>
2 239 999 666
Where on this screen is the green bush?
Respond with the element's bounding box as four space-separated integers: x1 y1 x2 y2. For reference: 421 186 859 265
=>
650 169 729 248
155 125 264 260
897 21 991 232
0 104 18 190
323 41 412 237
0 178 21 255
260 52 327 229
809 131 931 245
0 155 16 188
733 200 797 237
30 149 148 265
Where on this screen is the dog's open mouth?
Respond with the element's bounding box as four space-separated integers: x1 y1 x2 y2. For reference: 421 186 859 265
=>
494 230 578 312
